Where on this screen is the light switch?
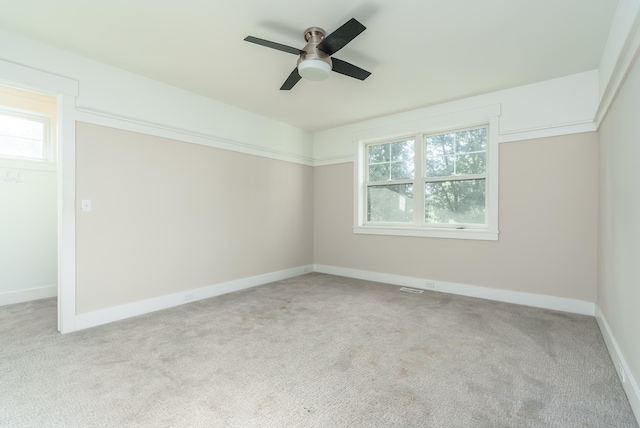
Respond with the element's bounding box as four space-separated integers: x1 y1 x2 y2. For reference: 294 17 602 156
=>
81 199 92 212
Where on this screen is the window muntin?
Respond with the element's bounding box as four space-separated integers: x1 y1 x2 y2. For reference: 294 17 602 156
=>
363 126 489 229
0 111 51 161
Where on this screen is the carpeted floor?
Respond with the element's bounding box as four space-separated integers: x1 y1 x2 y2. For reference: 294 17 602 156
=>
0 273 637 427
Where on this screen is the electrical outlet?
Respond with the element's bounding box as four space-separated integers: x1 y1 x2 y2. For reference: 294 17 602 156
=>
619 362 626 383
424 281 435 289
184 293 194 302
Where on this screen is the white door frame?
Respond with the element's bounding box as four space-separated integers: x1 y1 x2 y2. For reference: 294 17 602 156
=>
0 59 78 333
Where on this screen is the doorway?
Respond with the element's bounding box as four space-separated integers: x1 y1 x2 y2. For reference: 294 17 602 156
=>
0 85 58 310
0 59 78 333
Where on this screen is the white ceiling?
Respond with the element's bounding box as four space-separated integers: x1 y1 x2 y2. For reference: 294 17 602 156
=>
0 0 618 132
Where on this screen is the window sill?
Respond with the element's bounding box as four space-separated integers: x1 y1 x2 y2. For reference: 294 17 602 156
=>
353 225 499 241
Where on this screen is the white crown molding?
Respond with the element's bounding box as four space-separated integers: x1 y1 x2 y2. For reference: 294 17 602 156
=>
496 121 598 144
74 265 313 331
0 285 57 306
313 264 595 316
0 58 78 97
595 305 640 423
76 107 315 166
313 155 354 166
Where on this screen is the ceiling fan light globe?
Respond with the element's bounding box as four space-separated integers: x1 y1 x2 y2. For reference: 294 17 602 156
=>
298 59 331 81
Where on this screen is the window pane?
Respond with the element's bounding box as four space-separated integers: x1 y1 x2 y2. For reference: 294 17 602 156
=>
369 163 390 182
0 114 45 160
390 140 414 162
455 152 486 175
390 161 413 180
426 154 455 177
425 133 455 156
426 127 487 177
456 128 487 153
367 184 413 222
368 143 390 164
425 179 485 224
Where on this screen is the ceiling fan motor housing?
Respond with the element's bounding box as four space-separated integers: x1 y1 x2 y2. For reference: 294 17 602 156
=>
297 27 333 80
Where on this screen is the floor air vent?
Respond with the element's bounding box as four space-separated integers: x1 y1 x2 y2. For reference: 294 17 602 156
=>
399 287 424 294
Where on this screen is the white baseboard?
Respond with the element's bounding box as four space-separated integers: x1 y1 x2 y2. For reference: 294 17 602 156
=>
74 265 313 331
72 263 594 329
595 305 640 423
313 264 595 316
0 285 57 306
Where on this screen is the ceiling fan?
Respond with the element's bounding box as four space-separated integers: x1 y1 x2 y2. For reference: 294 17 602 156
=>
244 18 371 90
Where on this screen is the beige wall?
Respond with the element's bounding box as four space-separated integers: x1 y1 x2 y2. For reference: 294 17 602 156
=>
76 122 313 313
314 132 599 302
598 53 640 392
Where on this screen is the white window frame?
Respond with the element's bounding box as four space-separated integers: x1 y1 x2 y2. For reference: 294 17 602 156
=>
354 105 500 241
0 107 54 164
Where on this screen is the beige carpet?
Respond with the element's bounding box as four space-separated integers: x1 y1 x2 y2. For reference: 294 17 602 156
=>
0 273 637 427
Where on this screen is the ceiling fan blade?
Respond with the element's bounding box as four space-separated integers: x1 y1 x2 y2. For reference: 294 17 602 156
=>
244 36 305 55
317 18 366 56
331 58 371 80
280 68 302 90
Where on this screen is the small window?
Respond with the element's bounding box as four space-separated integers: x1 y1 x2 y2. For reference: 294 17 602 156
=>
0 110 52 161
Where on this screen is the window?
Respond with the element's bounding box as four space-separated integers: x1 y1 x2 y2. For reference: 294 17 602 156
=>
354 108 499 240
0 110 52 162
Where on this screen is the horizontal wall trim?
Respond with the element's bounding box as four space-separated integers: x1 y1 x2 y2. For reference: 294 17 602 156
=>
0 58 79 97
497 121 598 143
0 285 57 306
595 305 640 423
76 107 314 167
313 155 354 167
313 264 595 316
313 121 598 166
74 265 313 331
